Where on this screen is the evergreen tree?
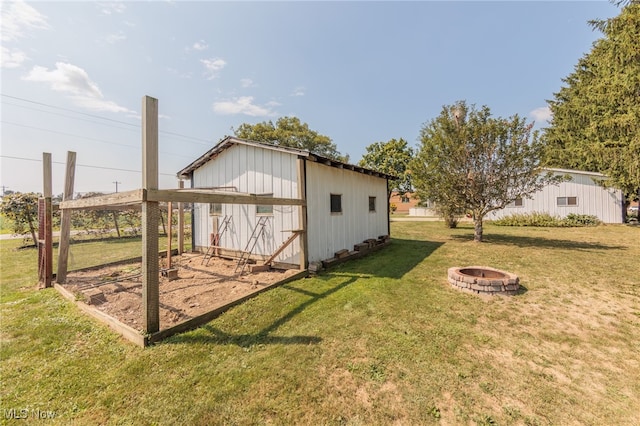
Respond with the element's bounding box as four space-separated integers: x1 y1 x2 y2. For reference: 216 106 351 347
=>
544 2 640 203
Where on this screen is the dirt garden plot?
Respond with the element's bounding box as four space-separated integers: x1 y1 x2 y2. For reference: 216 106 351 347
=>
61 253 300 333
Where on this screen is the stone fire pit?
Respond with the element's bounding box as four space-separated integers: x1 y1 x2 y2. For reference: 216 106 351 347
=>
448 266 519 295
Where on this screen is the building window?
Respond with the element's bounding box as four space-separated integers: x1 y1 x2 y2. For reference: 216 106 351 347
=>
401 196 410 203
330 194 342 213
209 203 222 216
369 196 376 212
256 193 274 215
557 196 577 206
508 197 523 208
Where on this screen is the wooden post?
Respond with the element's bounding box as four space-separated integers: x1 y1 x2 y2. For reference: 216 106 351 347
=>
296 158 308 270
56 151 76 284
40 153 53 287
167 202 173 269
142 95 160 334
43 153 53 287
177 180 184 255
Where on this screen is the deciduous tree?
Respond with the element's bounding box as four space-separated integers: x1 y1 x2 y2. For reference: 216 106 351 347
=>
0 192 40 245
359 138 414 200
234 116 348 162
411 101 560 242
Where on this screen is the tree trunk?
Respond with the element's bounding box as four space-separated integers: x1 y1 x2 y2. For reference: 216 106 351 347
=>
112 211 121 238
473 214 483 242
26 209 38 246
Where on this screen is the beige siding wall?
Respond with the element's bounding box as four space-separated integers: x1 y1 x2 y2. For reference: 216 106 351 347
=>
488 171 624 223
306 161 389 262
192 144 301 264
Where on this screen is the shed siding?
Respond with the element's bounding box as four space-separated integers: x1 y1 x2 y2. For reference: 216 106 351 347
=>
488 171 624 223
192 144 301 264
305 161 388 262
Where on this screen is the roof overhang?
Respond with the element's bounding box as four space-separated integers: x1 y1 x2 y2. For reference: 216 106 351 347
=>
177 136 397 180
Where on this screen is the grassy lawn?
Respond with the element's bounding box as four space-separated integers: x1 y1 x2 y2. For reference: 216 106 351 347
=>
1 222 639 425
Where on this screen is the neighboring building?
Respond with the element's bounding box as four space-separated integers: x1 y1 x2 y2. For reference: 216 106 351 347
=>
177 137 393 268
389 191 419 213
487 168 624 223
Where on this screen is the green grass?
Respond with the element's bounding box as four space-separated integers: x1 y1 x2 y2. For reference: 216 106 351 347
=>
1 222 639 425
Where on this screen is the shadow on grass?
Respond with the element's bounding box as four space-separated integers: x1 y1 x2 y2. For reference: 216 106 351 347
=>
328 238 443 279
450 233 626 251
166 237 442 346
165 275 359 346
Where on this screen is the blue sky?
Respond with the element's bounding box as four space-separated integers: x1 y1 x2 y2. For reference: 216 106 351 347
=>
1 1 619 195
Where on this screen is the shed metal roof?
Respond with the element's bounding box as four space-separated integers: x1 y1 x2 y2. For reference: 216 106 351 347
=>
177 136 397 180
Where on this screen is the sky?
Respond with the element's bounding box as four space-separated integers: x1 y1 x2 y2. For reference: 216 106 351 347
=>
0 0 620 196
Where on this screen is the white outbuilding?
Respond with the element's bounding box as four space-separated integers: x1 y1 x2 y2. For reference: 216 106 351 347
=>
487 168 625 223
177 137 393 270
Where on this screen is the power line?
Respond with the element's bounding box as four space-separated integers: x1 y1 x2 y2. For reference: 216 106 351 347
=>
2 100 139 133
1 93 214 145
0 155 177 177
1 120 138 150
1 120 195 159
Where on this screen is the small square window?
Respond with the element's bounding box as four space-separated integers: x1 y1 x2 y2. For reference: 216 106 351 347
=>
508 197 523 208
369 196 376 212
330 194 342 213
401 196 410 203
256 194 274 215
209 203 222 216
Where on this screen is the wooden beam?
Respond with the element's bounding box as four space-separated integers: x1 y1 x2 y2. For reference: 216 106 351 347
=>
297 158 308 270
142 95 160 334
56 151 76 284
59 189 144 209
263 231 302 266
177 180 184 255
146 188 306 206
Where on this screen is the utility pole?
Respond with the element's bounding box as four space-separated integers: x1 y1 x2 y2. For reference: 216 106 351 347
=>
112 181 121 193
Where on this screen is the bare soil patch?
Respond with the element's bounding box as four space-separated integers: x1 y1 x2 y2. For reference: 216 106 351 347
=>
62 253 299 331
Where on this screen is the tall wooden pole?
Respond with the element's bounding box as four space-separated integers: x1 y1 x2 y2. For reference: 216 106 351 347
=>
42 153 53 287
296 158 308 270
142 95 160 334
56 151 76 283
177 180 184 254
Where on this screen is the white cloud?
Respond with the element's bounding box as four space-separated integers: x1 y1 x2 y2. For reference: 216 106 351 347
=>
201 58 226 79
240 78 255 88
192 40 209 51
104 31 126 44
1 0 49 42
212 96 277 117
530 106 552 122
22 62 133 113
290 86 305 97
1 46 27 68
98 2 126 15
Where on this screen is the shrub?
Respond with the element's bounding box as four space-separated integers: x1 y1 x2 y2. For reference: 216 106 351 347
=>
493 212 563 227
563 213 601 227
493 212 600 227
